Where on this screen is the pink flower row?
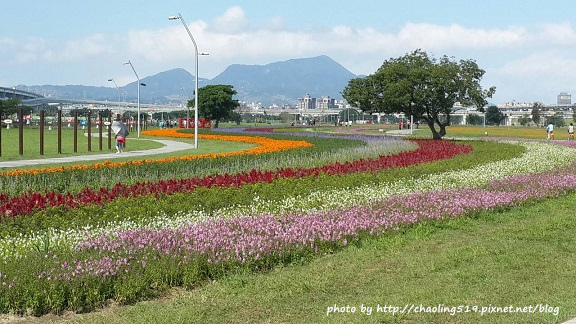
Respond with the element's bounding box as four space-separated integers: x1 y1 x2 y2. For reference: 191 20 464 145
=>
55 166 576 280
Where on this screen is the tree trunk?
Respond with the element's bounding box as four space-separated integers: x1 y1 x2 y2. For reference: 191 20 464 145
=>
426 120 444 140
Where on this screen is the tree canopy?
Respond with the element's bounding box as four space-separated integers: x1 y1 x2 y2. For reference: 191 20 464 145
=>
0 98 22 119
188 84 238 128
485 105 505 125
342 49 496 139
531 102 543 126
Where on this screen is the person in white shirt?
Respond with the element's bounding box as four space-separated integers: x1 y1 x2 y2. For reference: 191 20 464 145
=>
546 123 554 140
568 123 574 140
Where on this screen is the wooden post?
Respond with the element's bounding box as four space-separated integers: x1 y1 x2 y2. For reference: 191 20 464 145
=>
108 112 112 150
74 112 78 153
57 107 62 154
87 110 92 152
18 107 23 156
39 110 45 155
0 112 2 158
98 112 103 151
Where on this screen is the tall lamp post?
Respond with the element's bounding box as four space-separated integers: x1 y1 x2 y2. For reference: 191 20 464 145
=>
181 87 190 128
108 78 121 117
123 61 144 138
169 13 208 149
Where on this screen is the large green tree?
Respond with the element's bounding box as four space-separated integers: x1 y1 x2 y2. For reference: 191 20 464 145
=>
485 105 505 125
342 49 496 139
547 112 565 127
0 98 21 119
188 85 238 128
531 102 543 126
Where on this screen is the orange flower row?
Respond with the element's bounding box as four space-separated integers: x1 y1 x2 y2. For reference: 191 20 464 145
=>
0 129 314 177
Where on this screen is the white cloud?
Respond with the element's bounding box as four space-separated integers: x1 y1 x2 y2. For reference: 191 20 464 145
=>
45 33 113 62
533 22 576 45
396 23 527 50
500 51 576 77
211 6 248 34
265 16 287 30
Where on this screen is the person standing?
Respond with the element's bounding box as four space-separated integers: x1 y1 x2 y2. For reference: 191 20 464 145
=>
115 134 126 153
569 123 574 140
112 119 129 153
546 123 554 140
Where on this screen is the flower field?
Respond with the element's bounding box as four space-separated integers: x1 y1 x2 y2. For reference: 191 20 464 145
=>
1 128 576 317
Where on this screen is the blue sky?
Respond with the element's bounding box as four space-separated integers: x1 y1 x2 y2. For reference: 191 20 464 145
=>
1 0 575 105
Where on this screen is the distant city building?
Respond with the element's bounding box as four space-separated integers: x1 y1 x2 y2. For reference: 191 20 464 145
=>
498 101 534 108
557 92 571 105
298 94 316 109
297 94 341 110
316 96 337 109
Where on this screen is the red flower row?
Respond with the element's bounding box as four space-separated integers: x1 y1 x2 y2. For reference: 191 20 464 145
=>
0 140 472 219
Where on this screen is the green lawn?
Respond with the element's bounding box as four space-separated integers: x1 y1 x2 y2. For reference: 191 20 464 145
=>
327 123 568 141
424 125 555 140
0 127 257 170
0 126 163 160
26 193 576 324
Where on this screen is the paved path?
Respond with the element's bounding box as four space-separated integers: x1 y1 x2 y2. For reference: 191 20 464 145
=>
385 128 423 135
0 139 195 168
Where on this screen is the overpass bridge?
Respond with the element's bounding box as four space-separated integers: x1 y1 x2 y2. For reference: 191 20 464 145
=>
0 86 44 100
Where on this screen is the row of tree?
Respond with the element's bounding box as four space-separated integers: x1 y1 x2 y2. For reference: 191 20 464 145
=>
477 102 572 127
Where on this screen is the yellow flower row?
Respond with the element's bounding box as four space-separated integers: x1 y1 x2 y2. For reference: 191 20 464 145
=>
0 129 314 177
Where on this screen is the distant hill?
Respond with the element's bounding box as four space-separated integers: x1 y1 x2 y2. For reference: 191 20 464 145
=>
123 68 210 104
209 55 357 105
17 55 358 107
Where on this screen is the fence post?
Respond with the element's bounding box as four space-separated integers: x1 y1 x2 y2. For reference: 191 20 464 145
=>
39 110 45 155
87 110 92 152
57 107 62 154
74 112 78 153
18 107 23 156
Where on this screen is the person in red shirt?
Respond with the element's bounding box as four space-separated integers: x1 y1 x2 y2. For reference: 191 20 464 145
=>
115 135 126 153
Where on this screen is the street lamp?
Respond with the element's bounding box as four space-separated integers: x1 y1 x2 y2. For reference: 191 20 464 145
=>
123 61 146 137
181 87 190 128
169 13 208 149
108 78 121 116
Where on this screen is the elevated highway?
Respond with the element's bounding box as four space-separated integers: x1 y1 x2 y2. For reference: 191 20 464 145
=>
0 86 44 100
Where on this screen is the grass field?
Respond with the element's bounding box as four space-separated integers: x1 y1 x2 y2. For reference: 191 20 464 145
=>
428 125 562 140
356 124 563 140
0 126 162 160
0 127 257 170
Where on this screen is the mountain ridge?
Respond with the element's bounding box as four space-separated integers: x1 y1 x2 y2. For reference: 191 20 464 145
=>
17 55 358 107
